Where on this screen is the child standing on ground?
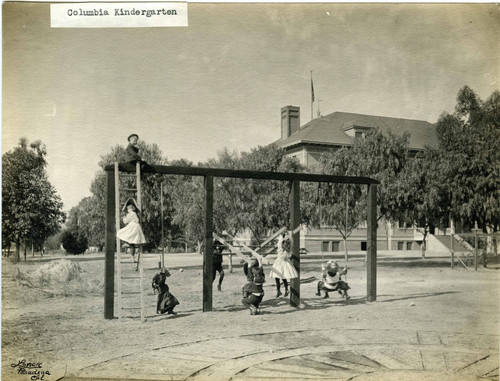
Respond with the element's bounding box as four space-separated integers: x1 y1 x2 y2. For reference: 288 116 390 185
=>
242 275 265 315
316 260 350 299
117 199 146 261
212 243 225 291
269 232 298 297
152 267 179 315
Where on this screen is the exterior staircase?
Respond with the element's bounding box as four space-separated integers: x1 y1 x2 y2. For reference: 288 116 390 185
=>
433 234 472 254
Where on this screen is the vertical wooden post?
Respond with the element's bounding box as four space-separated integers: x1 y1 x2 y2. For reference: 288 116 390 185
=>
115 163 122 319
474 231 478 271
366 184 377 302
229 254 233 273
104 169 116 319
451 234 454 269
290 180 300 307
161 182 165 269
203 175 214 312
136 161 142 211
140 264 145 322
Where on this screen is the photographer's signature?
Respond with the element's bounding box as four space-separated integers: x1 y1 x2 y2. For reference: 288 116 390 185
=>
11 359 51 380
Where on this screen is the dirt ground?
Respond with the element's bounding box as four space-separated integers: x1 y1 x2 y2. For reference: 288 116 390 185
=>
2 252 499 380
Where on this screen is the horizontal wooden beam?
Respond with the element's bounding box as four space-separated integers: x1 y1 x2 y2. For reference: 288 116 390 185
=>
105 164 378 185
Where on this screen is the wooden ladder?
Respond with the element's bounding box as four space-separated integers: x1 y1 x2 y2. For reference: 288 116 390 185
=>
115 162 144 321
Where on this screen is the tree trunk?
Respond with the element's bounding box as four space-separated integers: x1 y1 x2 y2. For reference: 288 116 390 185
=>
344 237 348 263
13 237 20 262
421 230 428 259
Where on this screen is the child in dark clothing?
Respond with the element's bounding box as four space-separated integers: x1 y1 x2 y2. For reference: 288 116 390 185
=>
212 243 225 291
124 134 142 164
243 257 265 283
123 134 153 174
242 275 265 315
152 267 180 315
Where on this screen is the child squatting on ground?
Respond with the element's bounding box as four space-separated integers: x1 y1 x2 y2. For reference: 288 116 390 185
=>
242 274 266 315
152 267 180 315
316 260 351 300
243 257 265 283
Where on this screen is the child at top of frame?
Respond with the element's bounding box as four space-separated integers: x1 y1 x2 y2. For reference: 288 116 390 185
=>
123 134 154 174
242 274 265 315
212 242 225 292
152 267 179 315
117 198 146 261
243 257 265 283
124 134 142 164
269 232 298 298
316 260 350 300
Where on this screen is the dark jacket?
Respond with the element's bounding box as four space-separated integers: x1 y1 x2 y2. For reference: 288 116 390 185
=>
124 144 141 163
243 262 264 282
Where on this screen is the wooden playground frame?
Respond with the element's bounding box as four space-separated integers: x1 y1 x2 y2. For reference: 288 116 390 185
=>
103 163 379 319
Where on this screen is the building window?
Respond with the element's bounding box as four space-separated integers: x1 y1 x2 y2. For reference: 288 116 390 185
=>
322 241 330 252
361 242 367 251
406 242 412 251
332 241 340 252
398 241 404 250
355 131 364 139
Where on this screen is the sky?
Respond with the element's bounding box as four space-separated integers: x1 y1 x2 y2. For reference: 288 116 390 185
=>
2 3 500 211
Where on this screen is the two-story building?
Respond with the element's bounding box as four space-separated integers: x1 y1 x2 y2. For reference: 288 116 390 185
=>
273 106 443 253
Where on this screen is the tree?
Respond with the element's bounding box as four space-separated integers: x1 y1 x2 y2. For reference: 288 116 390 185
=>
435 86 500 231
316 130 411 254
2 138 65 261
316 147 366 259
83 141 170 251
209 145 305 244
397 147 451 256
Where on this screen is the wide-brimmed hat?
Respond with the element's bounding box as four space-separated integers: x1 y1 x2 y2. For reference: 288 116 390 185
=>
127 133 139 141
122 198 140 212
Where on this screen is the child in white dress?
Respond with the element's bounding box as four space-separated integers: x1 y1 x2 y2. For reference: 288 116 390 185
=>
117 199 146 260
269 232 298 297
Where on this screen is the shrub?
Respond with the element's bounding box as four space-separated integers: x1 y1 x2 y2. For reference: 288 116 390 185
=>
61 230 88 255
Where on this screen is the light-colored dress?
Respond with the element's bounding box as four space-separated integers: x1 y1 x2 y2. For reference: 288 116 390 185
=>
117 211 146 245
269 235 298 280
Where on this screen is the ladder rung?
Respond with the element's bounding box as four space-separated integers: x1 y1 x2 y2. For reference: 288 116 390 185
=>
122 291 141 295
122 307 142 310
121 276 141 279
121 188 138 192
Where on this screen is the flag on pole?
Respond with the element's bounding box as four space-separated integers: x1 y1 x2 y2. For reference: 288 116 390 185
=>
311 74 315 103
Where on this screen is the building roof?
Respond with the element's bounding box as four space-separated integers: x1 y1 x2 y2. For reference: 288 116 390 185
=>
274 111 438 151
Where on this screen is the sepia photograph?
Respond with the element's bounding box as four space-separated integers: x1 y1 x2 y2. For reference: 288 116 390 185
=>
2 2 500 380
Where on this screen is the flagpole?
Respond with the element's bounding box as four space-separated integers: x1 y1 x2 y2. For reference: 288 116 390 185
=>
310 70 314 121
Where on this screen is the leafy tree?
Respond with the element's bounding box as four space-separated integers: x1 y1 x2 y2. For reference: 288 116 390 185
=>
436 86 500 231
83 141 171 251
315 147 366 258
2 138 65 261
397 147 451 255
208 145 305 244
315 131 410 253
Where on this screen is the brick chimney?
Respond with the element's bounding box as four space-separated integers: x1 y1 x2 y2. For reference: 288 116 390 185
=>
281 106 300 139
